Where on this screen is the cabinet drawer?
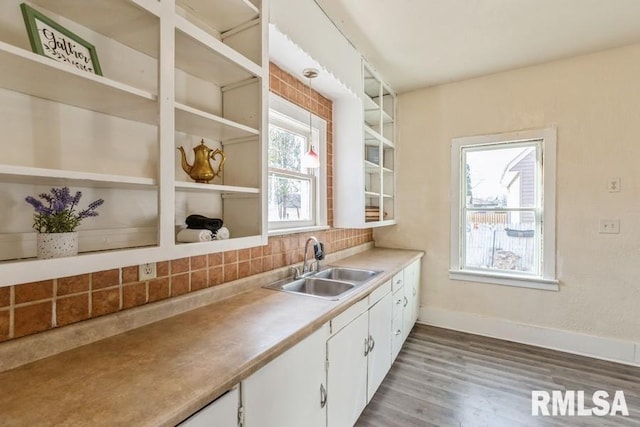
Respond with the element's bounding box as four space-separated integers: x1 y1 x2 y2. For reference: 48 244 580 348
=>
391 271 404 292
368 280 391 306
392 287 404 319
331 298 368 335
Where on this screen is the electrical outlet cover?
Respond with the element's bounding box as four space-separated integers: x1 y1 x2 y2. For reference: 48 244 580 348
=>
139 262 157 280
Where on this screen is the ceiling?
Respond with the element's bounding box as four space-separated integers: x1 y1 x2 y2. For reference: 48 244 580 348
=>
314 0 640 93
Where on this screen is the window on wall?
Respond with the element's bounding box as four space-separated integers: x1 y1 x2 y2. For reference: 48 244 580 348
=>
449 128 558 290
268 95 327 232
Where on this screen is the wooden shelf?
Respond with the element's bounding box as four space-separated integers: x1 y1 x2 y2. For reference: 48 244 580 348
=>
175 103 258 141
365 219 397 227
364 109 379 127
31 0 160 57
364 94 378 111
0 244 166 288
177 0 259 33
364 128 380 146
175 15 261 86
0 165 156 189
364 160 380 173
363 124 394 149
364 96 393 126
381 109 393 124
0 42 158 124
364 76 380 99
175 181 259 194
172 234 264 257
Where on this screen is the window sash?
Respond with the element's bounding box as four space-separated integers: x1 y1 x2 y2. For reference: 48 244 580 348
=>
268 169 316 228
461 207 542 276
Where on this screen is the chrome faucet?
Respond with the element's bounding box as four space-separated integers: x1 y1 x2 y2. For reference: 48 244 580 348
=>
290 236 325 279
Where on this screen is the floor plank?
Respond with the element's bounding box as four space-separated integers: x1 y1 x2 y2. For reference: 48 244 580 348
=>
356 324 640 427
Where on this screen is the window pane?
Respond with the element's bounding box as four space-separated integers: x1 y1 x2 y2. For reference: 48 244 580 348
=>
268 174 312 222
464 144 538 209
463 211 538 274
269 125 305 172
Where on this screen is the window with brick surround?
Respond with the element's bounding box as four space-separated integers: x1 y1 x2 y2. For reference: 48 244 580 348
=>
268 95 327 232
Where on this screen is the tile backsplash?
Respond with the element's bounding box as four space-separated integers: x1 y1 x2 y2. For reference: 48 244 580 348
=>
0 63 373 343
0 230 372 342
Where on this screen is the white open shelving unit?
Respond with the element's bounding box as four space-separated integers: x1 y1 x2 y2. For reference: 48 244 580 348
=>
334 60 397 228
0 0 267 286
362 61 396 226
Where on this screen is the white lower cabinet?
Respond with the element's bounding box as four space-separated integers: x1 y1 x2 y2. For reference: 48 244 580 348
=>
178 386 239 427
327 309 369 427
366 291 393 400
240 263 420 427
326 281 393 427
242 323 330 427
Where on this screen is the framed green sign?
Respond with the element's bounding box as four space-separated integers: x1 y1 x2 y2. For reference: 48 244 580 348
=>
20 3 102 75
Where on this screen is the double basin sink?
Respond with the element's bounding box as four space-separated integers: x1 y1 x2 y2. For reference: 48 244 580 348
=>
264 267 382 300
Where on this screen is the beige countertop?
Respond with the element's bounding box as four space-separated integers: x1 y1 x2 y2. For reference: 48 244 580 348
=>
0 248 423 426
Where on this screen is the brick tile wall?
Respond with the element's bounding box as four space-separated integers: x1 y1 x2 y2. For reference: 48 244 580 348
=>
0 63 373 343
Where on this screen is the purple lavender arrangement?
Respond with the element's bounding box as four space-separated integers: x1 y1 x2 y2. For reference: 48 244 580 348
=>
25 187 104 233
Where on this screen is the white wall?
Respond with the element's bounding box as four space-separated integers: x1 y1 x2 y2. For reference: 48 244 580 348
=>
375 43 640 348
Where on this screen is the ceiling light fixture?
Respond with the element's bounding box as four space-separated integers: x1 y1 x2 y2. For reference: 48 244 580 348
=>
301 68 320 169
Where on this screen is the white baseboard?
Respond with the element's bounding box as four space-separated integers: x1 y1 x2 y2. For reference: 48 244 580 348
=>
418 306 640 367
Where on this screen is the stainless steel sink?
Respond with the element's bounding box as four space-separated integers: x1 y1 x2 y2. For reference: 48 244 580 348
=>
284 277 355 299
314 267 382 284
263 267 381 300
265 277 356 300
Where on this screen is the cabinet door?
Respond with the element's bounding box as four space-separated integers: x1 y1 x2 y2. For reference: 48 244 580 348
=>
367 291 392 401
243 324 329 427
403 260 421 341
327 311 369 427
391 286 404 361
411 260 421 325
391 313 403 361
178 386 238 427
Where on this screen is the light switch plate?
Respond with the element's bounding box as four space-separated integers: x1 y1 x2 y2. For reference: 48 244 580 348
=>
608 178 621 192
599 219 620 234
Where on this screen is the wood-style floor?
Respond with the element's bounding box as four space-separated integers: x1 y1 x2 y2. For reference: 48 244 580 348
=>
356 324 640 427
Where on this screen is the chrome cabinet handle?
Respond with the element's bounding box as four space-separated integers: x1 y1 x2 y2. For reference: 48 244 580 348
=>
364 337 369 356
403 296 408 307
413 287 417 296
395 279 402 284
394 329 401 336
320 384 327 408
368 335 375 353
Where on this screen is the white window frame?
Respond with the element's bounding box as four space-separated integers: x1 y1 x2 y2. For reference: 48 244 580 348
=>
268 95 327 234
449 127 558 291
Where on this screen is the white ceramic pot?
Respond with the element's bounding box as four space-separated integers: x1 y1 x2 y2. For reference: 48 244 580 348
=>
36 232 79 259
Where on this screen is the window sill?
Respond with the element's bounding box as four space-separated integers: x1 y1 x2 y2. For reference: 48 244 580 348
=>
268 225 330 237
449 269 559 291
